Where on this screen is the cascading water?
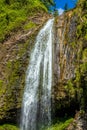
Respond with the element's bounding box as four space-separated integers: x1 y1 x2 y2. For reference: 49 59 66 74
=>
21 18 54 130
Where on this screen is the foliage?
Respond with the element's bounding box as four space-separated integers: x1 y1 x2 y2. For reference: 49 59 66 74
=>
45 118 73 130
0 124 19 130
64 3 68 11
41 0 55 9
64 0 87 110
0 0 47 42
24 21 36 30
65 80 76 98
53 9 58 16
0 80 3 88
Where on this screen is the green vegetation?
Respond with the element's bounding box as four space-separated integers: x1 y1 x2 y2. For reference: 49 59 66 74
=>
0 80 3 88
0 0 56 42
0 124 19 130
45 118 73 130
65 80 76 98
0 118 73 130
24 21 36 30
65 0 87 110
0 0 47 42
54 9 59 16
41 0 55 9
74 0 87 110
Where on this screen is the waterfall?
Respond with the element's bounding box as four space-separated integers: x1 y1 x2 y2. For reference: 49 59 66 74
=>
21 18 54 130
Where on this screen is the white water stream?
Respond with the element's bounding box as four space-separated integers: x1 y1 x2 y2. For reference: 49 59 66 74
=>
21 19 54 130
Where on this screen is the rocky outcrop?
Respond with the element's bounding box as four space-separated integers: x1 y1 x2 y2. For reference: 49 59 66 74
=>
66 112 87 130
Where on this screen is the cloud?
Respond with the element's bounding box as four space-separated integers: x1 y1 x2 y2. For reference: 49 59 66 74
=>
58 8 64 15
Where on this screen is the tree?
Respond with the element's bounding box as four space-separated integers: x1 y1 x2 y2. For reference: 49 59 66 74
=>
53 9 58 16
41 0 55 9
64 3 68 11
48 0 55 6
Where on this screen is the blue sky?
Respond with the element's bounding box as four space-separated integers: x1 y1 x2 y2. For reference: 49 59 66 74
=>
53 0 77 15
54 0 77 9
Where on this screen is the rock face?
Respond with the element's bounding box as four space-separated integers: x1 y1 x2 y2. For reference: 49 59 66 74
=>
53 0 87 128
0 13 50 124
52 12 79 118
66 112 87 130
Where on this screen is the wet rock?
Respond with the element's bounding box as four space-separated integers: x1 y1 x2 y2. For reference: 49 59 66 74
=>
66 112 87 130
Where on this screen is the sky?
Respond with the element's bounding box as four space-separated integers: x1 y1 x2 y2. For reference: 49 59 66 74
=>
54 0 77 15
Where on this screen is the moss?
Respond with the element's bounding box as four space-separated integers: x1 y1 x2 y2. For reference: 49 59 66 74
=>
70 41 76 48
75 69 81 83
0 8 27 42
45 118 73 130
64 80 76 99
24 21 36 30
82 49 87 60
0 0 47 42
7 61 12 68
80 63 87 74
0 80 3 88
0 124 19 130
79 109 85 116
76 24 82 38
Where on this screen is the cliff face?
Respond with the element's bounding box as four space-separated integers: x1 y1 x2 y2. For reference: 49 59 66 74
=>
0 13 50 124
53 12 79 118
53 0 87 129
